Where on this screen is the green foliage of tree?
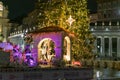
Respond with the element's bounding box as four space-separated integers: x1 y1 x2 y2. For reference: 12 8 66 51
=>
35 0 95 60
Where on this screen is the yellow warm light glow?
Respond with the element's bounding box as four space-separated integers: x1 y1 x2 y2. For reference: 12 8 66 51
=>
66 15 75 26
0 5 3 11
63 36 71 61
64 55 70 61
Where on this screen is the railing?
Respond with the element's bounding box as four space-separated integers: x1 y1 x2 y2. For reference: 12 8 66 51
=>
90 26 120 31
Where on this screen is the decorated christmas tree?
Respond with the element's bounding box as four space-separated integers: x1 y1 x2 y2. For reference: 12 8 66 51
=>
35 0 95 60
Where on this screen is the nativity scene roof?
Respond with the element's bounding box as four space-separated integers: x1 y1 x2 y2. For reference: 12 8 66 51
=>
30 26 69 33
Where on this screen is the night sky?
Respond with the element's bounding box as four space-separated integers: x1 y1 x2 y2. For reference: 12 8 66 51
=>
0 0 97 19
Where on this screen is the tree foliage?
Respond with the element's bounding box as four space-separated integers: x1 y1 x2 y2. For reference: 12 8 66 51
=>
35 0 95 60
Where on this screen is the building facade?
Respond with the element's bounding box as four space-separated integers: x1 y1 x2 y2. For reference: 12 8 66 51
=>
0 2 10 41
90 0 120 60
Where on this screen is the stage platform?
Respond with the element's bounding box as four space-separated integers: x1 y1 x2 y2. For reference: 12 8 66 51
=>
0 67 93 80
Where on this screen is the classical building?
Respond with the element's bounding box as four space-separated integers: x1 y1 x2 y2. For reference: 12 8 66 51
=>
90 0 120 60
0 2 10 41
90 13 98 23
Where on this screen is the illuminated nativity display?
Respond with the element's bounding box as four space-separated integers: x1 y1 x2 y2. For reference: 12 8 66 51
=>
24 26 73 67
0 26 74 67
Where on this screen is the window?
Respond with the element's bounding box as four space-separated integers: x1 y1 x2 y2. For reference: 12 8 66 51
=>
98 4 102 10
112 38 117 58
97 38 101 54
104 38 109 57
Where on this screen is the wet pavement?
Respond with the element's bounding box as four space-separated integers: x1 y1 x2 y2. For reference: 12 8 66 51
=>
94 68 120 80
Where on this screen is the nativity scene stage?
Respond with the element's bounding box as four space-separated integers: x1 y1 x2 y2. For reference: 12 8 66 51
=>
0 26 74 67
30 26 72 66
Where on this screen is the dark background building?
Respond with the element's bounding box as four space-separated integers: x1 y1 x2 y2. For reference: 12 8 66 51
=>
90 0 120 60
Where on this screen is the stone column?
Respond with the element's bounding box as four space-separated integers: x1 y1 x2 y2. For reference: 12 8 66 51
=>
117 37 120 58
109 37 112 58
94 39 97 54
101 36 104 57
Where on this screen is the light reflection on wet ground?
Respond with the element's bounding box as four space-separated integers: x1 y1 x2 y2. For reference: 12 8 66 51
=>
94 68 120 80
